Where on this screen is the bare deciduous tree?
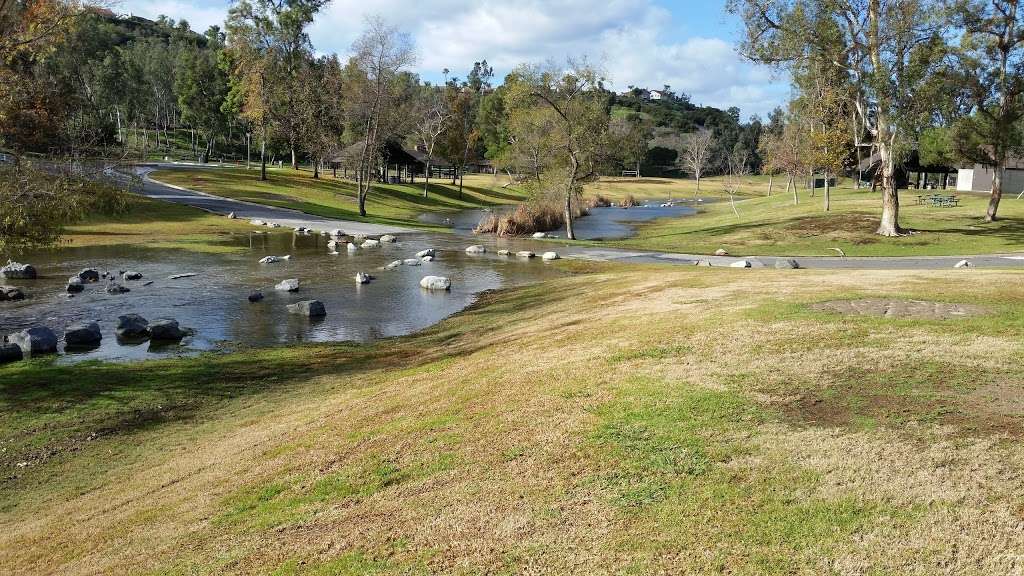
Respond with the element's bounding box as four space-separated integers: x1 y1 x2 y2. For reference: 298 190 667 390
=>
346 17 415 217
682 128 715 193
412 87 448 198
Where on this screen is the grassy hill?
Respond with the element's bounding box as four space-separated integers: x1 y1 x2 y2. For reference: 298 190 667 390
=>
3 264 1024 573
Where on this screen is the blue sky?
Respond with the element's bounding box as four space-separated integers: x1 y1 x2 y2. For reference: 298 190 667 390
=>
118 0 789 119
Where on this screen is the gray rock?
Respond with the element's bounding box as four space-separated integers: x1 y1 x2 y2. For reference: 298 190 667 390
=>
385 260 402 270
775 259 800 269
361 239 381 248
0 285 25 301
122 271 143 281
64 322 102 347
275 279 300 292
287 300 326 317
532 232 547 239
403 259 422 266
248 291 264 302
150 319 187 341
0 343 22 364
730 260 752 268
259 255 290 264
116 314 150 339
420 276 451 291
421 255 434 262
541 251 560 261
346 243 358 252
465 245 487 254
1 261 37 280
714 248 730 256
105 282 130 294
355 272 373 284
516 251 535 259
251 219 267 226
415 249 435 258
78 268 100 283
954 259 971 269
66 277 84 293
227 212 237 219
497 250 511 256
8 326 58 356
330 229 345 237
379 234 397 243
169 273 198 280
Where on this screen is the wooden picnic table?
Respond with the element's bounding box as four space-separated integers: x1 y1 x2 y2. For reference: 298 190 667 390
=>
916 193 959 207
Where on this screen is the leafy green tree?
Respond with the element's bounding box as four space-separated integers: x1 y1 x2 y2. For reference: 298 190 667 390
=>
732 0 952 236
948 0 1024 221
505 60 609 240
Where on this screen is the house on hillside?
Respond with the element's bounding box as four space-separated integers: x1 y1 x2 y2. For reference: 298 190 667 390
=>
649 90 667 101
956 158 1024 195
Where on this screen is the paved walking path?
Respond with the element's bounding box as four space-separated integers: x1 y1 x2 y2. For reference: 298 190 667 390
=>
134 164 1024 270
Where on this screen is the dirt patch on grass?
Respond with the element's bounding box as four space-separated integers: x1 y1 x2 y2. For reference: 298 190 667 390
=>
784 213 878 236
811 299 986 320
778 361 1024 439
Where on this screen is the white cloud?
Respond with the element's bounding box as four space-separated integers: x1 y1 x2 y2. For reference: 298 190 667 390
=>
118 0 789 118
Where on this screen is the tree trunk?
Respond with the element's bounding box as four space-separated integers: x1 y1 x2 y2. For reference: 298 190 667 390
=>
313 158 319 179
875 142 903 236
260 138 267 182
767 174 773 197
423 159 431 198
986 163 1004 222
788 175 797 205
824 172 831 211
635 160 641 179
565 155 579 240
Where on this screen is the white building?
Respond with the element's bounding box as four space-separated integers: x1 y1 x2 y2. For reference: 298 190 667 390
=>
957 159 1024 194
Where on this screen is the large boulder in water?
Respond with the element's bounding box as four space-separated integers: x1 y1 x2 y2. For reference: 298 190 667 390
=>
122 271 143 281
420 276 451 291
541 251 560 261
77 269 100 283
64 322 102 347
355 272 373 284
287 300 326 317
248 291 264 302
1 261 36 280
275 278 300 292
0 343 22 364
66 277 85 293
361 239 381 248
403 259 422 267
115 314 150 338
465 245 486 254
0 286 24 301
8 326 58 356
415 249 435 258
379 234 397 243
150 319 187 341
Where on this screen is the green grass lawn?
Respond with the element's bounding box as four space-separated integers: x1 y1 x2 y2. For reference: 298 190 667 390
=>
592 178 1024 256
60 193 256 253
3 264 1024 574
150 167 529 230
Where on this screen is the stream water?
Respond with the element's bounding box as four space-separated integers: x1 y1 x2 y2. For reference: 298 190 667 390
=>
1 232 566 363
418 200 701 239
2 199 701 364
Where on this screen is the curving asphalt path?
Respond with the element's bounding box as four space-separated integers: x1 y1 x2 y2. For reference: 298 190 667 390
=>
131 163 1024 270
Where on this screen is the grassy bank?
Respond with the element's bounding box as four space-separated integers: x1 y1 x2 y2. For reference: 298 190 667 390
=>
3 263 1024 574
60 193 255 253
150 167 531 230
596 179 1024 256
